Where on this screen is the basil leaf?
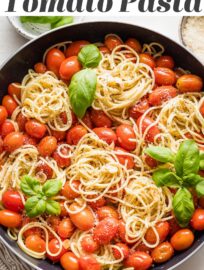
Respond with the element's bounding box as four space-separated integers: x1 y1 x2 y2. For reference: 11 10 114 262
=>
199 152 204 170
42 180 62 198
173 188 194 227
183 173 204 187
20 175 41 197
69 69 97 118
51 17 73 29
78 45 102 68
25 196 46 218
152 168 181 188
145 146 175 163
174 140 200 177
46 200 61 215
20 16 61 24
196 181 204 197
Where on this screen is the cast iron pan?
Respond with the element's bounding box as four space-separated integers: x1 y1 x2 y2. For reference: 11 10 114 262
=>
0 22 204 270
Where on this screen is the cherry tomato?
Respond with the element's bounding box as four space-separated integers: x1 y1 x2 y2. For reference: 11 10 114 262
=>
47 216 60 232
156 56 175 69
151 242 174 263
149 86 177 106
8 82 21 100
154 67 176 86
118 220 127 243
99 46 110 54
93 217 118 245
90 109 112 128
2 95 18 116
190 208 204 231
81 235 100 253
57 218 75 239
82 111 93 129
168 218 181 236
105 35 123 51
79 255 101 270
46 48 65 76
59 56 81 81
16 113 27 131
25 120 47 139
0 120 15 138
170 229 194 251
53 146 71 168
38 136 57 157
145 155 158 168
137 116 160 143
34 62 47 74
51 130 66 141
116 124 136 151
66 125 87 145
2 190 24 212
135 242 152 253
88 197 106 210
66 40 90 57
97 206 119 220
0 106 8 126
60 201 69 217
35 161 53 179
23 134 38 146
93 127 117 145
176 74 203 92
115 146 134 169
25 235 46 253
69 203 95 231
125 38 142 53
145 222 170 245
0 137 3 154
22 217 42 238
47 238 67 262
124 251 153 270
61 181 80 200
113 243 129 260
60 252 79 270
3 132 24 152
0 209 22 228
129 99 149 119
139 53 156 69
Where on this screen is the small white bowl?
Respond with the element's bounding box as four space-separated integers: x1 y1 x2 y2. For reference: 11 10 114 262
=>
8 16 84 40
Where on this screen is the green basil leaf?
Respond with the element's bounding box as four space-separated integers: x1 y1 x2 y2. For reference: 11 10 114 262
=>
196 181 204 197
69 69 97 118
42 180 62 198
174 140 200 177
25 196 46 218
51 17 73 29
78 44 102 68
183 173 204 187
152 168 181 187
145 146 175 163
199 152 204 170
173 188 194 227
20 16 61 24
46 200 61 216
20 175 41 197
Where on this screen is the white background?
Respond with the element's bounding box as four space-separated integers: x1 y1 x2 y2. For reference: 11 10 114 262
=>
0 15 203 270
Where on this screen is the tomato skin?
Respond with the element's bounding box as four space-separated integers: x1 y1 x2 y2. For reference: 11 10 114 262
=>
34 62 47 74
139 53 156 69
105 35 123 51
145 222 170 245
60 252 79 270
115 146 134 169
145 155 158 168
60 201 69 217
113 243 129 260
170 229 194 251
97 206 119 221
47 238 67 262
0 210 22 228
90 109 112 128
99 46 110 54
118 220 127 243
0 120 15 138
22 217 42 238
25 235 46 253
176 74 203 92
79 256 101 270
2 95 18 116
148 86 177 106
59 56 81 81
47 216 60 232
46 48 65 76
35 161 53 179
124 251 153 270
81 235 100 253
16 113 27 131
66 125 87 145
93 217 119 245
88 197 106 210
2 190 24 212
190 209 204 231
61 181 80 200
0 106 8 126
125 38 142 53
156 56 175 69
66 40 90 57
38 136 57 157
25 120 47 139
93 127 117 145
116 124 136 151
137 116 160 143
23 134 38 146
8 82 21 100
135 243 152 253
82 111 93 129
129 99 149 119
69 203 95 231
51 130 66 141
53 146 71 168
3 132 24 152
151 242 174 263
154 67 176 86
0 137 3 154
168 218 181 236
57 218 75 239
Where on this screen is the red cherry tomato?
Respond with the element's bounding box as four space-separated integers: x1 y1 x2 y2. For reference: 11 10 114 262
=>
125 38 142 53
59 56 81 81
25 120 47 139
117 220 127 243
135 242 152 253
176 74 203 92
8 82 21 100
82 111 93 129
81 235 100 253
60 201 69 217
139 53 156 69
0 120 15 138
145 222 170 244
53 146 71 168
88 197 106 210
105 35 123 51
51 130 66 141
115 147 134 169
113 243 129 260
2 190 24 212
145 155 158 168
148 86 177 106
0 209 22 228
57 218 75 239
35 161 53 179
0 137 3 154
34 62 47 74
116 124 136 151
16 113 27 131
2 95 18 116
79 255 101 270
156 56 175 69
129 99 149 119
61 181 80 200
60 252 79 270
93 217 118 245
170 229 194 251
25 235 46 253
93 127 117 145
154 67 176 86
190 208 204 231
151 242 174 263
99 46 110 54
46 48 65 76
137 116 160 143
23 134 38 146
66 125 87 145
38 136 57 157
168 218 181 236
124 251 153 270
47 216 60 232
22 217 42 238
66 41 90 57
0 106 8 126
3 132 24 152
97 206 119 221
90 109 112 128
47 238 67 262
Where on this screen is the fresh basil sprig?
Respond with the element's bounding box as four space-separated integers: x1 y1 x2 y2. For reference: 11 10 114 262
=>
78 45 102 68
145 146 175 163
20 175 62 218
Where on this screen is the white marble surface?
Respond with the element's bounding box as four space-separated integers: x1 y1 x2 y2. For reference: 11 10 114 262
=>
0 15 203 270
